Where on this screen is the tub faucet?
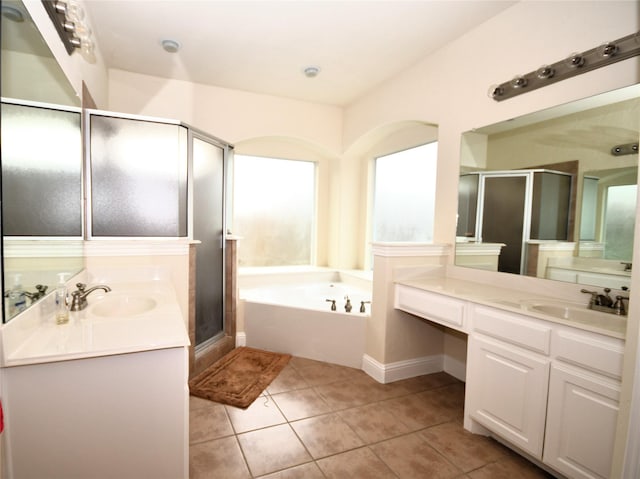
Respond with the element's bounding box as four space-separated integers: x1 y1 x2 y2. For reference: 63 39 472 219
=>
325 299 337 311
360 301 371 313
344 296 352 312
69 283 112 311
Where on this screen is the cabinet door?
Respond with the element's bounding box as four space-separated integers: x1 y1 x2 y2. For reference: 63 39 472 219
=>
467 334 550 458
543 363 620 479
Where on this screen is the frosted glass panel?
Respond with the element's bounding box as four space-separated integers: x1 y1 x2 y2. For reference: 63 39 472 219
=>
90 115 187 236
193 138 225 345
580 177 599 241
373 142 437 242
604 184 637 260
1 102 82 236
482 176 527 274
234 156 315 266
530 171 571 240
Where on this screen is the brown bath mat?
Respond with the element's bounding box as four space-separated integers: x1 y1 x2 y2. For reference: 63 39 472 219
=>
189 346 291 409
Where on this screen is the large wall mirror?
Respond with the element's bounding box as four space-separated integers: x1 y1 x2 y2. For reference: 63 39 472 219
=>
456 84 639 290
1 0 84 321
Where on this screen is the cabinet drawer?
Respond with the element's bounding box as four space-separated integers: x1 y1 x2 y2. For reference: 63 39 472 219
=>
395 285 466 331
473 305 552 355
553 328 625 380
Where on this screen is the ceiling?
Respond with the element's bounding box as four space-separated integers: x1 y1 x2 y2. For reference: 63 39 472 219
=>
84 0 517 106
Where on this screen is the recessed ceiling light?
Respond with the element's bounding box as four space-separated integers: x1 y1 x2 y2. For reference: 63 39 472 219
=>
161 39 181 53
1 5 25 22
303 66 320 78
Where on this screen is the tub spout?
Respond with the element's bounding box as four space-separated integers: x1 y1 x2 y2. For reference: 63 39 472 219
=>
344 296 352 312
325 299 336 311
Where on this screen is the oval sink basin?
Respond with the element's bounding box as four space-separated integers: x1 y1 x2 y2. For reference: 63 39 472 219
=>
90 295 157 318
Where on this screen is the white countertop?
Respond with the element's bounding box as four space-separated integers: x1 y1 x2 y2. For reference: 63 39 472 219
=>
396 276 626 339
1 279 190 367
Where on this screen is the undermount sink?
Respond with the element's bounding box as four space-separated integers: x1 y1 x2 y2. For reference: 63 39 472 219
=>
526 302 624 328
89 294 158 318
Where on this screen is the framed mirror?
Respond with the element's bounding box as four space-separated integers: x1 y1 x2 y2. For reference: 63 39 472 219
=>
1 0 84 321
456 84 639 290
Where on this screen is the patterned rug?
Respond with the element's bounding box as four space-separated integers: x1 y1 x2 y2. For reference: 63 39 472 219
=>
189 346 291 409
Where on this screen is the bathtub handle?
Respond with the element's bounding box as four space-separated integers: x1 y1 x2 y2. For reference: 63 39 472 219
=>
360 301 371 313
325 299 337 311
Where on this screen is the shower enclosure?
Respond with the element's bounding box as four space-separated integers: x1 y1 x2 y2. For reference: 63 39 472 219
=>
87 110 231 351
457 169 573 274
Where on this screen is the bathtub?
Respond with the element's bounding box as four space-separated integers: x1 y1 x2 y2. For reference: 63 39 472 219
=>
239 269 371 368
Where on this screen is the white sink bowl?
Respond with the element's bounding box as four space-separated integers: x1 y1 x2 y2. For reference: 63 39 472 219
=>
526 302 625 330
89 294 158 318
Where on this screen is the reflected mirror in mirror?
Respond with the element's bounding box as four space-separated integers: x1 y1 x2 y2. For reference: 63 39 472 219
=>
456 84 639 290
1 0 84 322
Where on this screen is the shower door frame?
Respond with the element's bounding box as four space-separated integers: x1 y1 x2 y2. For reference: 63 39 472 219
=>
187 126 232 354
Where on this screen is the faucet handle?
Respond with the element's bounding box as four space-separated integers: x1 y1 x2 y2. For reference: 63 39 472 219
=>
75 283 86 293
580 289 599 307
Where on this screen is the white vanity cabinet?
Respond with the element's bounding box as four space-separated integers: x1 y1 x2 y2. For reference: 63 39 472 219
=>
3 347 189 479
466 305 623 478
542 328 623 479
395 284 467 332
466 305 552 458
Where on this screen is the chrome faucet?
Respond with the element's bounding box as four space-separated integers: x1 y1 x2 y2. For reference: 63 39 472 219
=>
325 299 337 311
69 283 111 311
581 287 629 316
360 301 371 313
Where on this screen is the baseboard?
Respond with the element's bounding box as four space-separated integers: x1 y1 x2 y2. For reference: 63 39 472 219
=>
362 354 444 384
236 332 247 347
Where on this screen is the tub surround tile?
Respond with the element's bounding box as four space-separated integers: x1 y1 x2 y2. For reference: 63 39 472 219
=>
237 424 312 477
190 436 251 479
290 413 364 459
225 395 287 433
316 447 397 478
271 388 332 421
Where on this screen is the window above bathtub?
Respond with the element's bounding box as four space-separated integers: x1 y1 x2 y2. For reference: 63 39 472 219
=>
233 155 316 267
372 142 438 243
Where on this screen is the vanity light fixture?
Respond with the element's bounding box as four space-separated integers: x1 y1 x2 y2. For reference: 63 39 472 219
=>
41 0 95 63
611 142 639 156
489 31 640 101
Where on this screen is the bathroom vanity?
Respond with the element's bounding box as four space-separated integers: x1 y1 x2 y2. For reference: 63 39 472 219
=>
395 274 625 479
0 273 190 479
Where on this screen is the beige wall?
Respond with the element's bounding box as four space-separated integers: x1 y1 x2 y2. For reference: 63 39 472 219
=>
33 0 640 474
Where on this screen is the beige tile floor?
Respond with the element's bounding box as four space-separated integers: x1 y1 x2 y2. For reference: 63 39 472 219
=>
190 357 555 479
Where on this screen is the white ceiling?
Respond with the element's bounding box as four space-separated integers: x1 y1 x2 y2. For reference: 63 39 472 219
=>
84 0 517 106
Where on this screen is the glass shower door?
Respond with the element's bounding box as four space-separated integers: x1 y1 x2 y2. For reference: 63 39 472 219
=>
481 175 528 274
192 135 225 347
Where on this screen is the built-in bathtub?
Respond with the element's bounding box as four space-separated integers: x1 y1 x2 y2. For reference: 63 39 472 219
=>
238 268 372 368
